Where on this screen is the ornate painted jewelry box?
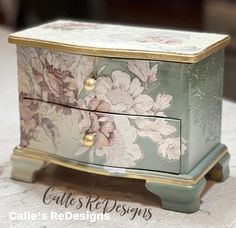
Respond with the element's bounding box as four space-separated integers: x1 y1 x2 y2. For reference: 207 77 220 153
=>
9 20 230 213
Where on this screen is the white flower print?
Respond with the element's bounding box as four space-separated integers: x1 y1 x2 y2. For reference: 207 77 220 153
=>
135 118 176 143
95 116 143 167
152 93 173 116
159 137 187 160
92 70 154 114
127 60 158 85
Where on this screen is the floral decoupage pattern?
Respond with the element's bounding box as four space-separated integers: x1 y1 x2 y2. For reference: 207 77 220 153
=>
12 20 228 57
18 46 187 172
19 95 60 150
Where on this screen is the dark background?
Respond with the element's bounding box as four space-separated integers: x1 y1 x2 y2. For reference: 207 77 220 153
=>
15 0 204 30
0 0 235 100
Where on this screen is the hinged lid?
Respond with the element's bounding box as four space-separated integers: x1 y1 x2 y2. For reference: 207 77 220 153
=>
9 20 230 63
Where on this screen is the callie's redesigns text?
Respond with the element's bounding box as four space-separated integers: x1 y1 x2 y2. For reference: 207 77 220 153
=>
43 186 152 220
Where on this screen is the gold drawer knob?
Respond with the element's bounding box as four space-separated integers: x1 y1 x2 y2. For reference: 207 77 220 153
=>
84 78 96 91
83 133 96 147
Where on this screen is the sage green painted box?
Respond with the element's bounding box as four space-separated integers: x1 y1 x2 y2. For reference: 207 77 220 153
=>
9 20 230 213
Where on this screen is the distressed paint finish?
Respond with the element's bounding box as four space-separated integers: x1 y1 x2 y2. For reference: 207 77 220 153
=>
17 45 190 174
8 20 230 213
17 45 224 174
181 50 224 173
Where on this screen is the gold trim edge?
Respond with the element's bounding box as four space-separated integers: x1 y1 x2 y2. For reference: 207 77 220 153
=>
12 147 228 186
8 35 231 63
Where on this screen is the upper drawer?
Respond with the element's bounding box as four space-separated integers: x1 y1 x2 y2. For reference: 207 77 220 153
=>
17 46 184 118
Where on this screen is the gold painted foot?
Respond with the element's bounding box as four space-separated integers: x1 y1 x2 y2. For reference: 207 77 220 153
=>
11 151 47 182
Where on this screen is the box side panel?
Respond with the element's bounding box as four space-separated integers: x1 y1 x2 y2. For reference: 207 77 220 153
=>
181 50 224 173
178 63 191 174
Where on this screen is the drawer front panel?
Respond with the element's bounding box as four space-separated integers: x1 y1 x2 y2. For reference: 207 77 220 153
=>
19 99 185 174
17 46 184 119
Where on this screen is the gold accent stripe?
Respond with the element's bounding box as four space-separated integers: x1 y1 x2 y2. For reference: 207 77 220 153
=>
8 35 231 63
13 147 228 186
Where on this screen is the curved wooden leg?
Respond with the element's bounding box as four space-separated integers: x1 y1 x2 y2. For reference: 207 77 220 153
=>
145 178 206 213
207 152 230 182
11 152 47 183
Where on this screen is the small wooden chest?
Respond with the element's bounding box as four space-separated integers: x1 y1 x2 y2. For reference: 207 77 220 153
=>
9 20 230 213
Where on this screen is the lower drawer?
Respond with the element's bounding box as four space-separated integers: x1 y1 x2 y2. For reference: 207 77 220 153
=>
20 99 184 174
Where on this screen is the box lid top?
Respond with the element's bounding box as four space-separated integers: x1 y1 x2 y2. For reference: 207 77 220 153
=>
9 20 230 63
